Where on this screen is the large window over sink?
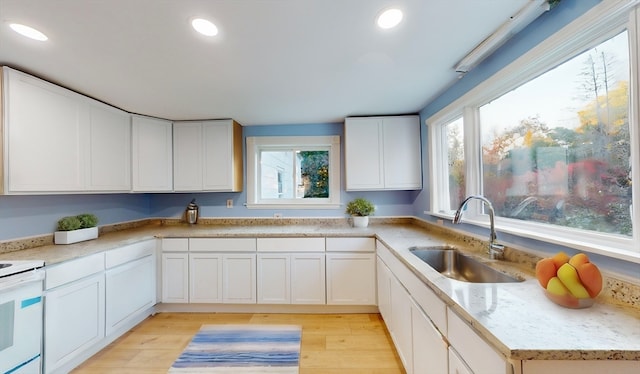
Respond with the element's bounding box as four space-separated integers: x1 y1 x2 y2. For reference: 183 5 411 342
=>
428 3 639 259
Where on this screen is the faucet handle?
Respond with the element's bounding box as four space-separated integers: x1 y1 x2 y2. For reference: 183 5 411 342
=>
489 242 505 259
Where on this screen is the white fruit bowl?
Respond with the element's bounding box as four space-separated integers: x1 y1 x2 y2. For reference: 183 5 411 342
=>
543 289 595 309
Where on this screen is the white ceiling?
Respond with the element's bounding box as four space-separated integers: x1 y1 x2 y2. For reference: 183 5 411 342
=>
0 0 529 125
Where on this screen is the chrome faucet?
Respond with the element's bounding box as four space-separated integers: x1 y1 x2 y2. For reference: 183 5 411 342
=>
453 195 505 259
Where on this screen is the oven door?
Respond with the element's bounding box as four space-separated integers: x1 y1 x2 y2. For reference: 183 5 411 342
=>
0 270 44 374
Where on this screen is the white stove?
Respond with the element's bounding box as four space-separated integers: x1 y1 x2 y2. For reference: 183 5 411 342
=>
0 259 45 374
0 260 44 278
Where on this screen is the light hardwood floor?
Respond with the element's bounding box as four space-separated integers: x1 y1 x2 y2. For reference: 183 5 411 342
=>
72 312 405 374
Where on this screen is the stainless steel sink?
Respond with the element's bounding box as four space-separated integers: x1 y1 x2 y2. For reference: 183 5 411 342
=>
408 246 523 283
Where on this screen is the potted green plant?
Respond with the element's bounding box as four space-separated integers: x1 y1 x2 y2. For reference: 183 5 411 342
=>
345 198 375 228
54 213 99 244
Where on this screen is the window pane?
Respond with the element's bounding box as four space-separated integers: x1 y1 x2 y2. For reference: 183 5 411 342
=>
259 149 329 200
480 31 632 236
445 117 465 211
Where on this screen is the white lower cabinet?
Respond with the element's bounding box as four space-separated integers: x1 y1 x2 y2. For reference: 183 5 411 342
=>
447 308 510 374
105 253 155 336
412 299 448 374
189 253 223 303
290 253 325 304
222 254 257 303
389 276 414 373
449 347 474 374
376 257 392 323
45 272 105 373
326 237 376 305
257 254 291 304
161 252 189 303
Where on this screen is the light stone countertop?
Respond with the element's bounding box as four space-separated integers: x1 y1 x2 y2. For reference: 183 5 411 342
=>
1 219 639 362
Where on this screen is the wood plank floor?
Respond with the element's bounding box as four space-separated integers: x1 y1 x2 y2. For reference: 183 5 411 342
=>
72 312 405 374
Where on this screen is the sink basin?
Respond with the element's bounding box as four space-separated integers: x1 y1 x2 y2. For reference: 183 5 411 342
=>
408 246 523 283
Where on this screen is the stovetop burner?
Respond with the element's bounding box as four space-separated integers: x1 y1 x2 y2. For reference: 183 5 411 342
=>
0 260 45 278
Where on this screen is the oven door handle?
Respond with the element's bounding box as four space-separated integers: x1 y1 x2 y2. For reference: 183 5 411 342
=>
0 269 45 292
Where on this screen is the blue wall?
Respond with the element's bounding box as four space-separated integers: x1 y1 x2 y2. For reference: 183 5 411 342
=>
0 194 151 240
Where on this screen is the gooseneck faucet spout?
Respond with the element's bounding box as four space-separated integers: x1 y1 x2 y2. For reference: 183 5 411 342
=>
453 195 504 259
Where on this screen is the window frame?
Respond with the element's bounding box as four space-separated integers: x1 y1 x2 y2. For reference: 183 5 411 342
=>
428 0 640 262
246 135 341 209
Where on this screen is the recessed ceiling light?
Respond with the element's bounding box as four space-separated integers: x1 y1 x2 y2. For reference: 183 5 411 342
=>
9 23 48 41
377 8 403 29
191 18 218 36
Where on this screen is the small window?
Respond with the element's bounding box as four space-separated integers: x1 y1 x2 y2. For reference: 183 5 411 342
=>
246 136 341 209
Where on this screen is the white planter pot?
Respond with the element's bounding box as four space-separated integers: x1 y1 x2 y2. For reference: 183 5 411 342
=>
54 226 99 245
352 216 369 228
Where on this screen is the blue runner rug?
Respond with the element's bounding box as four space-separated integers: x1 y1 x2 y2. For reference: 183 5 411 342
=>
169 324 302 373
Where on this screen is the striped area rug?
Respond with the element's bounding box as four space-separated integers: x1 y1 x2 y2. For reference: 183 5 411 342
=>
169 324 302 373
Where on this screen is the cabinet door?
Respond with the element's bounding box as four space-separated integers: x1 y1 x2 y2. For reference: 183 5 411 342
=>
390 275 413 374
44 273 105 373
382 116 422 190
326 253 376 305
222 254 256 303
344 117 384 190
412 299 448 374
203 120 241 191
449 347 473 374
105 255 155 336
161 253 189 303
376 257 392 325
448 308 510 374
87 103 131 191
173 122 203 191
5 68 88 192
189 253 223 303
257 254 290 304
131 115 173 192
291 253 325 304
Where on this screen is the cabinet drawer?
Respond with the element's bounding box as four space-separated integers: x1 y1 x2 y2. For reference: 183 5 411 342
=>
326 237 375 252
46 252 105 290
257 237 325 252
190 238 256 252
448 308 509 374
162 238 188 252
105 239 155 268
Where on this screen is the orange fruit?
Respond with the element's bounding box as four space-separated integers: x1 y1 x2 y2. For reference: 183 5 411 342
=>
551 251 570 269
576 262 603 298
535 258 557 288
569 253 590 268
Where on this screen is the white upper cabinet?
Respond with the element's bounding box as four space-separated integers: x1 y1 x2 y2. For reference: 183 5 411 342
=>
87 102 131 191
173 119 243 192
1 67 131 194
131 114 173 192
345 115 422 191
